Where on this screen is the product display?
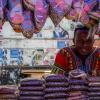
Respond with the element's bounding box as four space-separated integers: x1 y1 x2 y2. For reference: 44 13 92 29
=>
88 76 100 99
45 82 68 87
0 0 99 38
0 73 100 99
45 87 69 93
44 93 67 99
69 79 88 85
0 86 17 100
18 78 45 100
0 0 100 100
20 78 44 86
44 74 69 100
45 74 68 82
68 69 89 100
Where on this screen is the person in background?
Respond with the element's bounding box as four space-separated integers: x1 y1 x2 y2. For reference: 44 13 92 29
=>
51 24 100 76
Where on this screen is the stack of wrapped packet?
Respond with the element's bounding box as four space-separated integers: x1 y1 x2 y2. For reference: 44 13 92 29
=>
44 74 69 100
68 69 89 100
18 78 45 100
88 77 100 100
0 85 17 100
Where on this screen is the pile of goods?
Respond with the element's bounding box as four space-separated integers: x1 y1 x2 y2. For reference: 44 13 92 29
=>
18 78 45 100
0 85 17 100
2 69 99 99
68 69 88 100
44 74 69 100
88 77 100 100
0 0 99 38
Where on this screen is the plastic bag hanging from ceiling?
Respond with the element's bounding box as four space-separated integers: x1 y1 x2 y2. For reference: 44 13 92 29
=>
5 8 22 33
0 0 7 19
80 0 98 26
23 0 35 11
65 0 83 21
34 0 48 33
47 0 66 26
0 0 7 32
87 11 100 38
7 0 24 24
21 10 35 39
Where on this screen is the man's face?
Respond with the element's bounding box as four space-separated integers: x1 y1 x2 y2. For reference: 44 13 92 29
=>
75 30 94 55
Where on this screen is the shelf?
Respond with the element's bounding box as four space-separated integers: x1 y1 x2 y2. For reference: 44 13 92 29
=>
2 37 71 40
0 65 53 70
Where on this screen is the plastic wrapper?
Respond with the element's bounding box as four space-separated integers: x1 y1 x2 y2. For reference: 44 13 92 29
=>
0 0 7 30
64 0 73 12
23 0 35 11
88 11 100 34
46 98 66 100
80 0 97 26
18 96 44 100
69 85 88 91
0 20 2 32
47 0 66 26
80 15 90 26
0 0 6 19
89 82 100 87
88 77 100 82
19 78 45 100
11 23 22 33
88 92 100 97
88 87 100 91
0 94 16 99
20 78 44 86
66 9 79 21
89 97 100 100
45 87 69 93
45 82 68 87
0 0 7 19
44 93 67 99
65 0 82 21
21 10 34 38
89 11 100 21
19 86 44 91
67 95 88 100
0 87 16 94
69 69 87 80
0 0 7 8
45 74 68 82
0 86 17 99
34 0 48 33
5 8 22 33
19 91 44 96
69 79 88 85
7 0 24 24
69 91 87 97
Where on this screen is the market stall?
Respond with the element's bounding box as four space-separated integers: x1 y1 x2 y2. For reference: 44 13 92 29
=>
0 0 100 100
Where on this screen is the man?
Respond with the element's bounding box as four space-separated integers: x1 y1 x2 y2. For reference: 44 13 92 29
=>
51 25 100 76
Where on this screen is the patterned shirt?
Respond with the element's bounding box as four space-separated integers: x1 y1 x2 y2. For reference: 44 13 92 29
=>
51 46 100 76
